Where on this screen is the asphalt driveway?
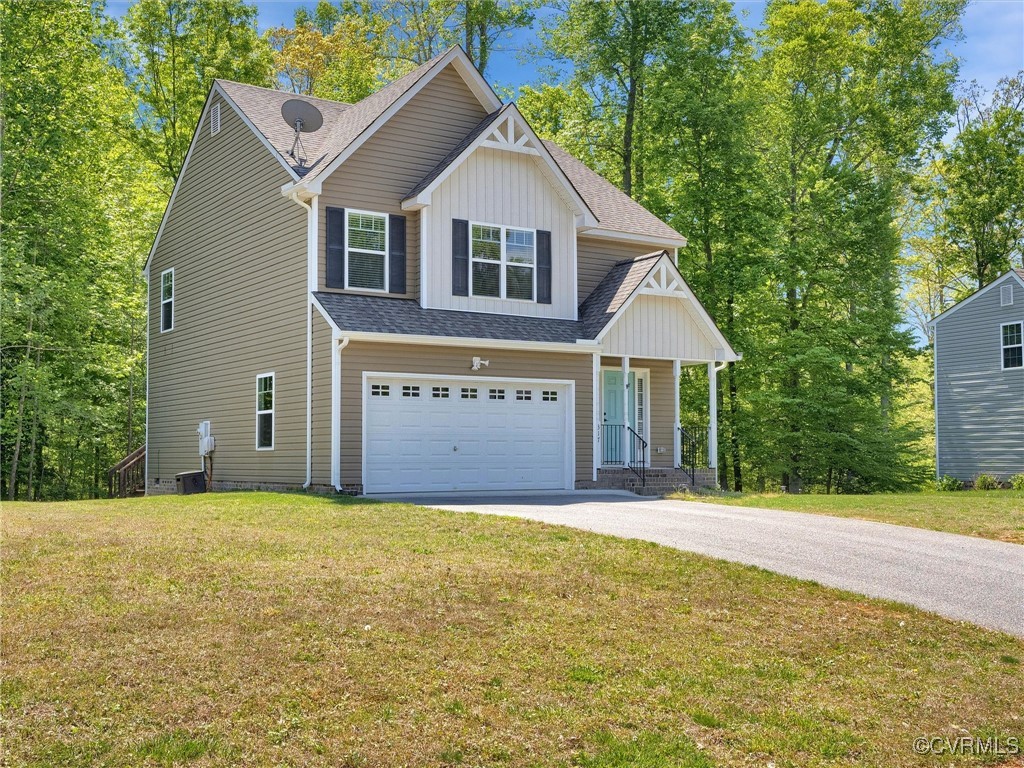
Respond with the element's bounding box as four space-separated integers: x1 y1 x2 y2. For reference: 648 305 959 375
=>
379 491 1024 636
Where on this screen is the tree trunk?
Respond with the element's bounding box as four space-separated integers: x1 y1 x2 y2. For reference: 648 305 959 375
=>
7 313 34 501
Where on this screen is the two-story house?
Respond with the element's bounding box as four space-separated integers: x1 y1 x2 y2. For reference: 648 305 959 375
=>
142 47 738 496
932 269 1024 484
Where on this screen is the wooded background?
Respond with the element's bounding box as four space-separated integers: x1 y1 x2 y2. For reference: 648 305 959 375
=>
3 0 1022 500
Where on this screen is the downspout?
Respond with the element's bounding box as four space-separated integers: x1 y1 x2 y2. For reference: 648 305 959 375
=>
332 336 350 492
288 191 314 488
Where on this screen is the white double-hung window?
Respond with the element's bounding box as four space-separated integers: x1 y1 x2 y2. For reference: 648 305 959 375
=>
1002 322 1023 369
470 223 535 301
346 210 388 291
160 268 174 332
256 373 275 449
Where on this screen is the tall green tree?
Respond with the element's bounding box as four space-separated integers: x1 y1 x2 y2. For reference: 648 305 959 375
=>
2 0 162 500
941 76 1024 289
119 0 274 183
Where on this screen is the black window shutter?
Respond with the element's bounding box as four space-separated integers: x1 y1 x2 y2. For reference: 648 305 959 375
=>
452 219 469 296
326 207 345 288
537 229 552 304
389 214 407 294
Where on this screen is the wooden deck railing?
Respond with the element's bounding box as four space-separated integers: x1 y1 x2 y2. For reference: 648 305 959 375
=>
107 445 146 498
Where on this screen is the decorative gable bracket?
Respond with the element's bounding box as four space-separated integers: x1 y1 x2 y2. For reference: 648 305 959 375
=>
480 114 539 155
638 260 686 298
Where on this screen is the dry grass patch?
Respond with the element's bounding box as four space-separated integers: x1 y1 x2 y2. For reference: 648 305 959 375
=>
670 490 1024 544
3 492 1022 767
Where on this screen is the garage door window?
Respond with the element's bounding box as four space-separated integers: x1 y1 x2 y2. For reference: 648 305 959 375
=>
432 386 450 398
461 387 478 399
489 388 505 400
402 385 420 397
516 389 532 401
542 390 558 401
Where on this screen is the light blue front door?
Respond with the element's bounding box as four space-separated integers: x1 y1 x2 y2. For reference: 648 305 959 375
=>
602 370 636 464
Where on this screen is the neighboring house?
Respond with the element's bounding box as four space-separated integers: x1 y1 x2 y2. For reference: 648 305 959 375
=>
140 47 738 497
931 269 1024 484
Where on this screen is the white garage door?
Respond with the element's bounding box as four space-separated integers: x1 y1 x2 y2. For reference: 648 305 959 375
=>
363 375 572 493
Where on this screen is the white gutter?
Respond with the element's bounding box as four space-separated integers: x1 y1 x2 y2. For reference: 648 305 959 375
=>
287 191 315 489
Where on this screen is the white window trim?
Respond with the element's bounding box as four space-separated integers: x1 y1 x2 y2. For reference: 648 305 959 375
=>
1001 321 1023 370
344 208 389 293
160 268 174 333
256 372 275 450
468 220 537 303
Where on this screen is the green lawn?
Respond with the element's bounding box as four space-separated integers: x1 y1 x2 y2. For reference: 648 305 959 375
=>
3 492 1022 767
669 490 1024 544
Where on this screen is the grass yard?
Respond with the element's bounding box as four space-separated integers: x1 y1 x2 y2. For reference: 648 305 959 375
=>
3 492 1023 768
670 490 1024 544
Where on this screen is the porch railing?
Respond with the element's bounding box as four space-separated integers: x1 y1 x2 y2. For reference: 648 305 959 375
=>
601 423 647 486
678 424 708 486
107 445 146 498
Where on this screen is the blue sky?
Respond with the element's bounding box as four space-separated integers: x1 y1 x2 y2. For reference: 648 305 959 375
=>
106 0 1024 97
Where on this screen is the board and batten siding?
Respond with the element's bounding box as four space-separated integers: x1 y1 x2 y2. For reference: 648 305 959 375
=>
577 236 662 305
316 65 490 300
147 100 308 489
423 147 577 318
602 294 717 361
335 342 594 488
935 279 1024 482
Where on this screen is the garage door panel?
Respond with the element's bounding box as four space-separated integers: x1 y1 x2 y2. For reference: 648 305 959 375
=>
364 376 570 493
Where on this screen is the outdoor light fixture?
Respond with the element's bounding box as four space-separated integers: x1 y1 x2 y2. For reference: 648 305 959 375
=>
471 356 490 371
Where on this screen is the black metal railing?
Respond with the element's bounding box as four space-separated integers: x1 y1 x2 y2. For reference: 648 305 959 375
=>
627 426 647 486
678 424 709 485
601 423 647 486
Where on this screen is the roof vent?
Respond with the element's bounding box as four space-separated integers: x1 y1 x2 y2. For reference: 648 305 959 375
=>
281 99 323 169
1002 284 1014 306
210 102 221 136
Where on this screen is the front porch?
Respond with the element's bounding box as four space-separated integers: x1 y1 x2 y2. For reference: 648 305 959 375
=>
580 355 722 494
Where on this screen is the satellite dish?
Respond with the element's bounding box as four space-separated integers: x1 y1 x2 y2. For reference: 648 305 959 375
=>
281 99 323 166
281 99 323 133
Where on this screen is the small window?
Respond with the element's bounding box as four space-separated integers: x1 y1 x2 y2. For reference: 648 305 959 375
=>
542 390 558 402
1002 284 1014 307
346 210 388 291
402 385 420 397
256 373 274 450
516 389 532 401
470 222 536 301
1002 322 1023 369
488 388 505 400
461 387 478 399
371 384 390 397
432 386 450 398
160 268 174 332
210 102 221 136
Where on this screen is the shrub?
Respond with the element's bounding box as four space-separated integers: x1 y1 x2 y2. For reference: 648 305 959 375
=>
1010 474 1024 492
935 475 964 492
973 474 999 491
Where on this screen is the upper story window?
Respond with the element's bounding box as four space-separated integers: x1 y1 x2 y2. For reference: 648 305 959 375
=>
1002 322 1023 369
160 268 174 332
470 223 535 301
346 209 388 291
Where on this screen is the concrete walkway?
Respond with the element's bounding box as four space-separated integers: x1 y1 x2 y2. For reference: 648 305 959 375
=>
378 491 1024 636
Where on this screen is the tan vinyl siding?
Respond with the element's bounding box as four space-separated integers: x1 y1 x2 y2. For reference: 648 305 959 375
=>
147 100 307 487
603 294 717 361
317 65 490 299
425 147 576 318
577 236 661 305
310 312 334 486
935 278 1024 482
335 342 594 486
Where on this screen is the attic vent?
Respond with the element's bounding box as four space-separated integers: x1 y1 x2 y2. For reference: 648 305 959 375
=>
210 103 221 136
1001 284 1014 306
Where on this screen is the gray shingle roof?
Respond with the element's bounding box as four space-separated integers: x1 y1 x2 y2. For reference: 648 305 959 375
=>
579 252 665 338
543 141 685 242
314 292 588 343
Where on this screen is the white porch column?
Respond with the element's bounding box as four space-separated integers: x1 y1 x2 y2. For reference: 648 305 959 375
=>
707 361 718 470
622 356 631 464
592 353 600 481
673 360 681 468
